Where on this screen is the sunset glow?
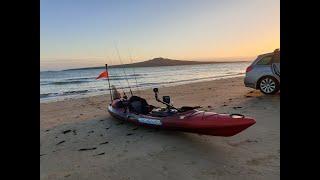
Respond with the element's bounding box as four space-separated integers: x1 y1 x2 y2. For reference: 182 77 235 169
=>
41 0 279 70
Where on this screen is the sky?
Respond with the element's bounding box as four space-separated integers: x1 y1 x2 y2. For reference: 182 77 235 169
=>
41 0 280 71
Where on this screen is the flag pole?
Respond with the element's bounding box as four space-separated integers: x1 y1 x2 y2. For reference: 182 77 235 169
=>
105 64 113 103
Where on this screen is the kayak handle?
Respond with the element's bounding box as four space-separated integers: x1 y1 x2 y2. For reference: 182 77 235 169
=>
230 113 245 118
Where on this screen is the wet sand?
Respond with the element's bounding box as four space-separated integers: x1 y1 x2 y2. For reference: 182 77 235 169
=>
40 77 280 180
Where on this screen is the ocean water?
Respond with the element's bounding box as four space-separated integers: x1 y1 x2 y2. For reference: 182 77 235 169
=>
40 62 250 102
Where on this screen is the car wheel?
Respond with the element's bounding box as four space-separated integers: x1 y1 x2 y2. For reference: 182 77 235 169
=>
258 76 279 95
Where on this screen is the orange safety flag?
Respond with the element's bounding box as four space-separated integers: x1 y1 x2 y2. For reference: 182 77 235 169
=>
96 70 109 79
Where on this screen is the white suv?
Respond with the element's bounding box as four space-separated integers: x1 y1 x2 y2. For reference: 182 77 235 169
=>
244 49 280 94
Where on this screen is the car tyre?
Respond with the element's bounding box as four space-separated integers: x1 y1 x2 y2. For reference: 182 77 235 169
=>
258 76 279 95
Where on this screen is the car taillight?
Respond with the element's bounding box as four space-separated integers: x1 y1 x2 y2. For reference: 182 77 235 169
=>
246 65 253 72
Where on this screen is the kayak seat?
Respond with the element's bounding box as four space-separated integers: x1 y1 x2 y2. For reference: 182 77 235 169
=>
128 96 152 115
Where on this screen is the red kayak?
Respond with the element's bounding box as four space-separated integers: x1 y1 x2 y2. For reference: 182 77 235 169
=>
107 88 255 137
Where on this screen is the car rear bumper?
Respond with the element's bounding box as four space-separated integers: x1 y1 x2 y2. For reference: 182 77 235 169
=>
244 76 256 89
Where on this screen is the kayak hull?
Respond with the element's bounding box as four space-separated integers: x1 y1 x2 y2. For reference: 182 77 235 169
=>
108 105 255 137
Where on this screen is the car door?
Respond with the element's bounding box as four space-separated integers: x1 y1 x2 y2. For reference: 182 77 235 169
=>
271 52 280 78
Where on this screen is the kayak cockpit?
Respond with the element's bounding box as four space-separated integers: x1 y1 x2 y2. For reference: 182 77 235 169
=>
111 97 199 118
111 87 201 117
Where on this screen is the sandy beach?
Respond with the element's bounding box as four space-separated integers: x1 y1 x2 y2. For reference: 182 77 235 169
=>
40 77 280 180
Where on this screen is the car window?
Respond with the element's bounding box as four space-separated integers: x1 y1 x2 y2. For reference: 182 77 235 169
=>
256 55 272 65
272 53 280 63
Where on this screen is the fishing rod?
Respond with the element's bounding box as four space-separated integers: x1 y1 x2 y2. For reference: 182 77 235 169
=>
128 49 140 96
105 64 113 102
114 42 133 96
106 55 128 99
106 55 124 89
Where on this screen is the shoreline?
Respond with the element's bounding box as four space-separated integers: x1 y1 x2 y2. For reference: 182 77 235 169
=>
40 74 245 103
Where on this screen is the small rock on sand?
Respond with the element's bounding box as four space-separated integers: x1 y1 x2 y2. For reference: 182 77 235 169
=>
56 140 65 145
93 152 105 156
62 130 71 134
99 141 109 145
126 133 134 136
232 106 242 109
78 147 97 151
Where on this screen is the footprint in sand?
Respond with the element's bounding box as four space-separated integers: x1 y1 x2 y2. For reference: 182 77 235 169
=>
246 155 278 166
185 161 196 165
227 139 258 147
132 127 139 130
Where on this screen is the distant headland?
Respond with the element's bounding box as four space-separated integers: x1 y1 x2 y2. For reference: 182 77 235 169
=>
63 57 250 71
